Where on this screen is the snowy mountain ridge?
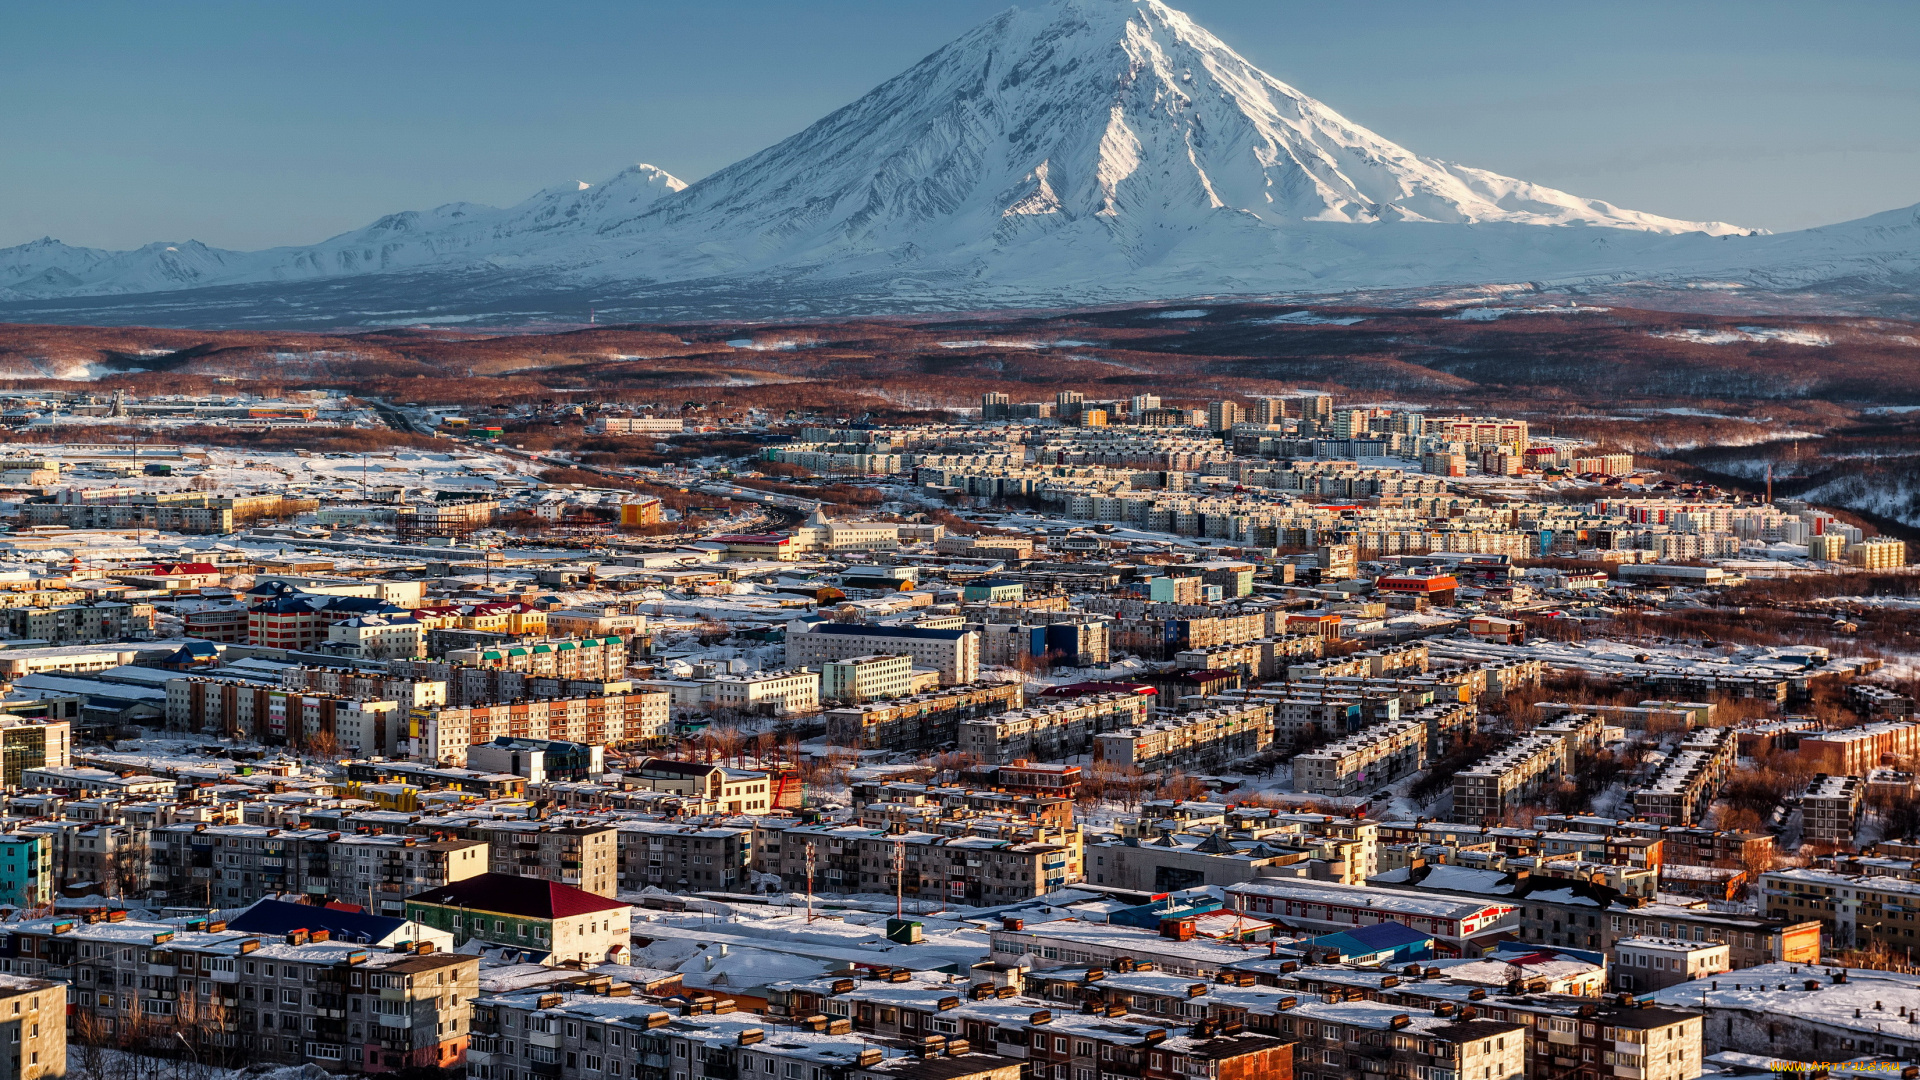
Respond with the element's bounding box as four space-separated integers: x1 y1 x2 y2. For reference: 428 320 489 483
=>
0 0 1910 322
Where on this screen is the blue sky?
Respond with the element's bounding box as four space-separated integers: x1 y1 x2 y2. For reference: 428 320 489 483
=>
3 0 1915 250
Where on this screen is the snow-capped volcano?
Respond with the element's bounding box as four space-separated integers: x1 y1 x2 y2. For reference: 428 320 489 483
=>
633 0 1743 257
0 0 1908 325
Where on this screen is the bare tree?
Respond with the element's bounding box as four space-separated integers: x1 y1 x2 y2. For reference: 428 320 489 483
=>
710 724 746 768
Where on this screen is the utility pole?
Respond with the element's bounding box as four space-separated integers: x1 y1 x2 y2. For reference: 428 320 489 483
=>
805 839 817 924
894 837 905 919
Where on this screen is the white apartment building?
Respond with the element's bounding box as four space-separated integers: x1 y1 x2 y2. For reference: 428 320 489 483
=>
1614 936 1730 992
326 614 425 659
786 623 980 685
704 667 820 715
820 653 913 703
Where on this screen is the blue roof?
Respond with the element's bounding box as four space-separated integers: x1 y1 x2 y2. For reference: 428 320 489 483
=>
225 898 410 945
808 623 970 641
1313 914 1436 949
1311 920 1432 955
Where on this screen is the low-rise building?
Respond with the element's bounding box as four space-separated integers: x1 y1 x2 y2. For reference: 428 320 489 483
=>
405 872 632 965
1613 936 1731 992
1224 877 1516 958
620 758 775 814
1646 961 1920 1061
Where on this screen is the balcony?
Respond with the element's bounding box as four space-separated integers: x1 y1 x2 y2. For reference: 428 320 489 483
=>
376 1012 413 1029
529 1063 561 1078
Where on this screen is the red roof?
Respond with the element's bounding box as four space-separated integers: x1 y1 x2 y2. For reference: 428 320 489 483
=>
407 872 630 919
1377 575 1459 592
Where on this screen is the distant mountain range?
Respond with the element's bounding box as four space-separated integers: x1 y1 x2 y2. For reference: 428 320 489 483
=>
2 0 1915 328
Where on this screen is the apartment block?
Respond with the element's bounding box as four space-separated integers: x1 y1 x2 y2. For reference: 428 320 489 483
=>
1451 732 1571 825
957 691 1153 766
765 821 1077 905
613 820 752 892
1850 537 1908 569
1094 702 1274 774
328 834 489 916
787 624 981 685
0 975 61 1080
819 653 913 703
474 822 618 897
1632 727 1734 825
1797 721 1920 775
445 635 630 680
279 666 448 710
6 910 474 1071
1800 772 1863 848
0 718 70 787
0 834 50 908
1613 936 1731 992
699 667 820 715
149 823 340 906
823 682 1024 752
4 601 155 644
168 680 405 755
1379 863 1820 967
1292 716 1429 797
410 689 671 765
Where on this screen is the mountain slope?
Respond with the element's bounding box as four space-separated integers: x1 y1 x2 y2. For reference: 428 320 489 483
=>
0 0 1910 325
0 164 687 299
607 0 1745 284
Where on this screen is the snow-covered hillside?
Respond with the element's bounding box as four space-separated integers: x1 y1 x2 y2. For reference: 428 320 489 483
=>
0 0 1911 322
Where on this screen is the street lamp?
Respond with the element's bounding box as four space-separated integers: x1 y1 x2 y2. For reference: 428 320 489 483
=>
176 1031 200 1071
